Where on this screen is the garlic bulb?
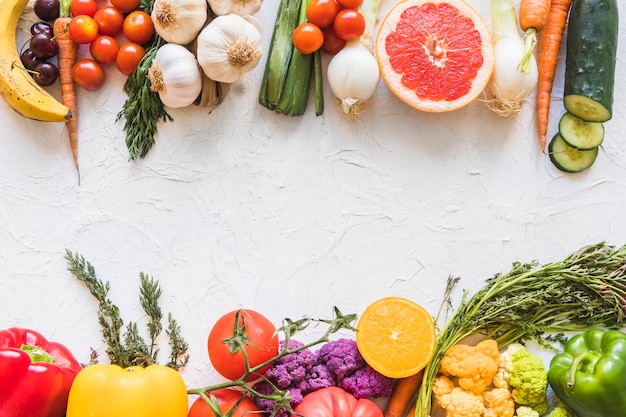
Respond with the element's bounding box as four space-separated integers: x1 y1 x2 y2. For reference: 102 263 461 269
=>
196 14 262 83
148 43 203 108
151 0 208 45
208 0 262 16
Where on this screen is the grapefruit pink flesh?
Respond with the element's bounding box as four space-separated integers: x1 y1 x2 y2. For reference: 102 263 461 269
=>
376 0 494 112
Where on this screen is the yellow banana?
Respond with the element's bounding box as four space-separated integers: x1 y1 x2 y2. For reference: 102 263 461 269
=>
0 0 71 122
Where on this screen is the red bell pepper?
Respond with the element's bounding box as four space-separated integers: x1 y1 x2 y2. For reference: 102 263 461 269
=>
0 327 82 417
293 387 383 417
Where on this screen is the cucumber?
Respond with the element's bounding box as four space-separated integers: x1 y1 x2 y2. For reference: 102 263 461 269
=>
563 0 618 122
548 133 598 173
558 112 605 149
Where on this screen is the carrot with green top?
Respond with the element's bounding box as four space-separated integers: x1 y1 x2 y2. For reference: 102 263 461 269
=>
535 0 572 152
53 0 80 181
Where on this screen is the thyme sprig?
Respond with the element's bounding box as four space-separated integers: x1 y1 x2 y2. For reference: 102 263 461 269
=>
65 250 189 369
187 307 357 415
415 242 626 417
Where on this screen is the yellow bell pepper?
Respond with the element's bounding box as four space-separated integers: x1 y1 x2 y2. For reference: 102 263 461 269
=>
66 363 188 417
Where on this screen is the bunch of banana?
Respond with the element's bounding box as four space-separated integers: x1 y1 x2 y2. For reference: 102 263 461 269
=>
0 0 71 122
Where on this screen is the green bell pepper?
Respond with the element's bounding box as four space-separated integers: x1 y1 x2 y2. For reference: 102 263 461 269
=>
547 328 626 417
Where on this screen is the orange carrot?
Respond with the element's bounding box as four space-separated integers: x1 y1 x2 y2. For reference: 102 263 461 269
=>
383 371 423 417
536 0 573 152
519 0 551 32
53 16 80 181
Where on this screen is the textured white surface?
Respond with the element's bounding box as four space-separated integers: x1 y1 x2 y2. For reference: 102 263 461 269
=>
1 0 625 392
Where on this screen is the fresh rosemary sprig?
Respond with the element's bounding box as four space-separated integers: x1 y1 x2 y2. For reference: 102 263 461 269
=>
65 250 189 370
187 307 357 414
116 34 171 161
415 242 626 417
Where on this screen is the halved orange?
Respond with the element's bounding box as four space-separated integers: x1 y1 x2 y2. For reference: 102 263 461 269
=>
376 0 494 112
356 296 436 378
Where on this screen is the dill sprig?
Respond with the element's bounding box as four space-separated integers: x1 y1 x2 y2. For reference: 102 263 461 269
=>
116 34 171 161
415 242 626 417
65 250 189 370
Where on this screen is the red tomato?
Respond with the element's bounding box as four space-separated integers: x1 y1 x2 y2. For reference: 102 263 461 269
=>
294 387 383 417
68 15 99 44
333 9 365 41
110 0 140 13
70 0 98 17
337 0 363 8
207 309 279 381
188 389 259 417
306 0 339 28
321 25 346 55
122 11 155 45
93 5 124 36
292 22 324 55
72 59 106 91
89 35 120 65
115 42 146 76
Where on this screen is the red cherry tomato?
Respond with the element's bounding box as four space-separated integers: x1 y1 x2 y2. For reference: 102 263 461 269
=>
292 22 324 55
72 59 106 91
70 0 98 17
122 10 155 45
337 0 363 8
93 5 124 36
89 35 120 65
110 0 140 13
207 309 279 382
68 15 99 44
306 0 339 28
333 9 365 41
321 25 346 55
188 389 259 417
115 42 146 76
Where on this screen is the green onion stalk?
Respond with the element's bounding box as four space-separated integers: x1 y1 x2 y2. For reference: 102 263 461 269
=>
414 242 626 417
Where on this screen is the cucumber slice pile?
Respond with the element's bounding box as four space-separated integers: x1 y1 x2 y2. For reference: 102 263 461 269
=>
548 0 617 173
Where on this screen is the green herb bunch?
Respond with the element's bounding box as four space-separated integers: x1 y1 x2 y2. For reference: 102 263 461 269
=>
415 242 626 417
65 250 189 369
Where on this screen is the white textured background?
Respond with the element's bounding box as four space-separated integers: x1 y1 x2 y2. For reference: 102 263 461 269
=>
1 0 625 393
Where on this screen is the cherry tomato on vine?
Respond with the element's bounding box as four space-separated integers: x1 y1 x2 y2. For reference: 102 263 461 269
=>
207 309 279 381
72 59 106 91
292 22 324 55
115 42 146 76
89 35 120 65
306 0 339 28
110 0 140 13
188 389 259 417
321 25 346 55
68 15 98 44
93 5 124 36
337 0 363 8
122 10 155 45
333 9 365 40
70 0 98 17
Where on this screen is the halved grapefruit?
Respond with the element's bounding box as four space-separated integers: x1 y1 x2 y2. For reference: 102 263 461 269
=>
376 0 494 112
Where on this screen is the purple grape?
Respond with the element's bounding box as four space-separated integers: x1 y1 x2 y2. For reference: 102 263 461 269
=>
20 48 44 71
32 61 59 86
33 0 60 22
31 21 54 37
30 33 58 60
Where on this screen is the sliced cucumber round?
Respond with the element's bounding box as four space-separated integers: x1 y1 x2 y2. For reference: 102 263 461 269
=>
558 112 605 150
548 133 598 173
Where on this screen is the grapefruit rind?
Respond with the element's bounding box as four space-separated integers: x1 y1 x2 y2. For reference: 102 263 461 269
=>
375 0 494 113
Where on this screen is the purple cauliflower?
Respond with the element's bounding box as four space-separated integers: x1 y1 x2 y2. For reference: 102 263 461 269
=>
315 338 366 379
339 366 395 399
252 339 317 415
315 338 393 399
306 363 337 391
